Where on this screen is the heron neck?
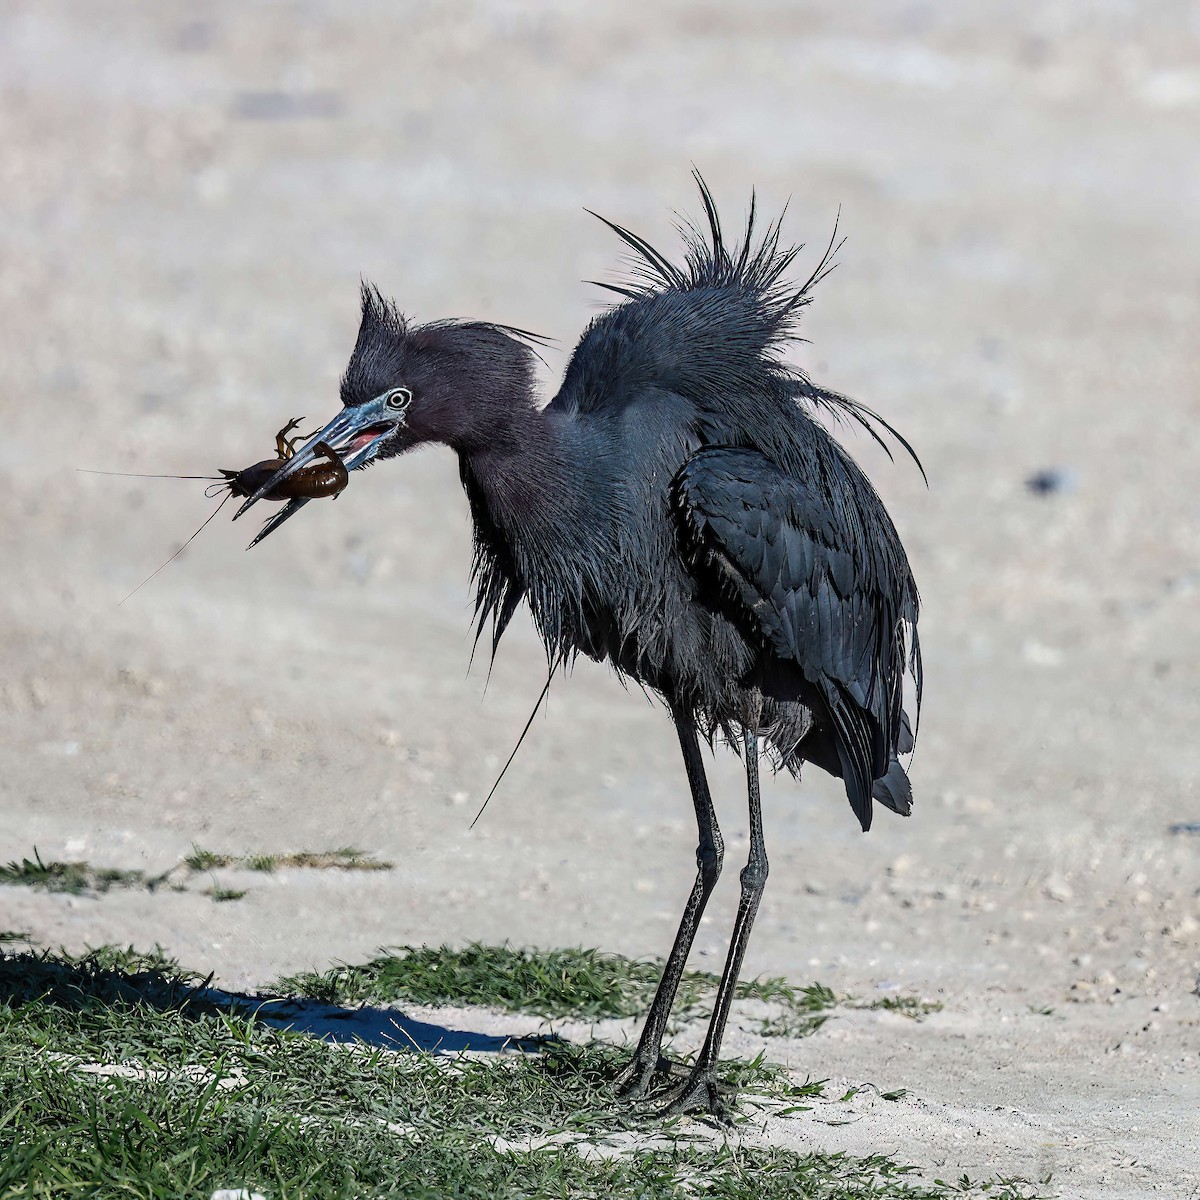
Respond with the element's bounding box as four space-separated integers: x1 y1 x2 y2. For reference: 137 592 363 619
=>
457 403 573 537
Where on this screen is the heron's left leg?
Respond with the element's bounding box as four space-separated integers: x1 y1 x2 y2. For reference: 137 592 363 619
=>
615 704 723 1099
662 728 767 1120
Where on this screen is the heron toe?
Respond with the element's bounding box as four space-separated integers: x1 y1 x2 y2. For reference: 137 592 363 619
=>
612 1051 675 1101
658 1067 734 1122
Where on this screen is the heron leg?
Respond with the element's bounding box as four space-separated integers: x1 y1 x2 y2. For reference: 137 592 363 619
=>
661 728 767 1120
615 705 723 1099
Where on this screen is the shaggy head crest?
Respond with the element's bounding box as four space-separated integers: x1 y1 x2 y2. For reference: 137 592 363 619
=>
589 168 839 353
581 171 925 479
340 281 551 410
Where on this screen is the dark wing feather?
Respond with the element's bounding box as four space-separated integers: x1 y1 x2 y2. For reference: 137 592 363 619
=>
674 446 918 831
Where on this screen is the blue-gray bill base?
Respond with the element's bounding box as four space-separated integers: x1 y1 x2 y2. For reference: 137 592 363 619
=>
233 173 923 1119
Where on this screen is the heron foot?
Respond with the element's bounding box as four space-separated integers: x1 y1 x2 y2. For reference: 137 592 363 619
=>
612 1050 674 1100
658 1066 735 1123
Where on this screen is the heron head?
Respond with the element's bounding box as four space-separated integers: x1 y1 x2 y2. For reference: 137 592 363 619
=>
233 282 543 542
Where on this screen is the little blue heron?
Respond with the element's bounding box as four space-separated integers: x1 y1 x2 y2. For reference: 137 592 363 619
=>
234 175 923 1117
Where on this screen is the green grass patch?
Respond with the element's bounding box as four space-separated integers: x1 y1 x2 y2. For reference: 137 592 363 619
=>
277 943 847 1036
0 944 211 1016
0 943 1045 1200
0 845 393 905
277 944 815 1022
855 996 944 1020
179 847 227 872
0 849 150 895
183 846 393 874
277 944 695 1019
745 979 838 1038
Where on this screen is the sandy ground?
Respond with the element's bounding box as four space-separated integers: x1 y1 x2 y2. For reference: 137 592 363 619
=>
1 2 1198 1195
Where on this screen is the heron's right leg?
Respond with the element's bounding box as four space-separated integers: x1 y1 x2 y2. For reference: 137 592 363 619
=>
615 705 723 1099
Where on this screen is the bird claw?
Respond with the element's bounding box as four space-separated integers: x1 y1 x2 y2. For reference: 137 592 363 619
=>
614 1051 735 1121
657 1067 735 1123
612 1051 674 1100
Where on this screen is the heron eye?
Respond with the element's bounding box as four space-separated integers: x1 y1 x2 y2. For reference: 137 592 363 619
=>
385 387 413 410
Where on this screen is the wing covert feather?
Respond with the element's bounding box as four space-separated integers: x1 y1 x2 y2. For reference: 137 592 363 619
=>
673 446 918 830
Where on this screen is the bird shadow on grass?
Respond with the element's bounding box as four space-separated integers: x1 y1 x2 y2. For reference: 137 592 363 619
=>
0 944 547 1056
216 990 542 1053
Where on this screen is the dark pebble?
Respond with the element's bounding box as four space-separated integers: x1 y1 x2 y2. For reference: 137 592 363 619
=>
1025 467 1078 496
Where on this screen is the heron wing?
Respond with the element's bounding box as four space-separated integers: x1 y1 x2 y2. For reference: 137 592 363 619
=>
673 446 918 830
